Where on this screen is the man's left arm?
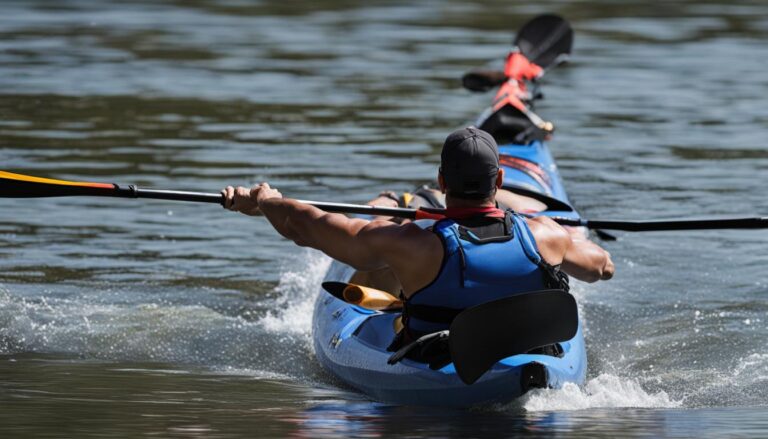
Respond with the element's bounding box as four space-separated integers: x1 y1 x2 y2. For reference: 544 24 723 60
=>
527 216 614 283
222 183 395 271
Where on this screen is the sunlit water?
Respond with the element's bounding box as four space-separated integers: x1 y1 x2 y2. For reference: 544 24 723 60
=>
1 0 767 437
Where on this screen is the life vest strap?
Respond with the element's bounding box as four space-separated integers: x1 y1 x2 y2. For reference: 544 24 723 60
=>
539 262 570 292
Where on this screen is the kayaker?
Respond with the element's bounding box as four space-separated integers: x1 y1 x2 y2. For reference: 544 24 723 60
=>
222 127 613 342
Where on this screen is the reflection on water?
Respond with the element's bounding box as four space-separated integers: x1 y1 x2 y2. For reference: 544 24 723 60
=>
4 354 765 438
1 0 768 436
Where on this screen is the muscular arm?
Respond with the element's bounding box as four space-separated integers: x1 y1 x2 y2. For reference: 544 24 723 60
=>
259 197 395 271
260 198 444 294
222 183 387 270
560 226 614 282
221 183 442 291
528 216 614 283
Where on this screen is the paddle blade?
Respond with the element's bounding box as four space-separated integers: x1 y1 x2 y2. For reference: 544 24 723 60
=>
514 14 573 69
462 69 507 92
449 289 578 385
0 171 118 198
321 281 402 311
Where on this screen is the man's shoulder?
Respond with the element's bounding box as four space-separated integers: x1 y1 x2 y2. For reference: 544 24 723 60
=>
360 220 441 252
360 219 435 239
526 215 564 233
524 216 570 264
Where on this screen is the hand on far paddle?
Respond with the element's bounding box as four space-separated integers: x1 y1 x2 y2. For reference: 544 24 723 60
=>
222 183 282 216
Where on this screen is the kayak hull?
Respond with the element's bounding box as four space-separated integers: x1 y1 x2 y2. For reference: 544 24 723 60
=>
311 140 588 407
313 264 586 407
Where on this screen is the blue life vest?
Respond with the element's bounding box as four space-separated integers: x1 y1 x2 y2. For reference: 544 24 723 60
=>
403 212 567 338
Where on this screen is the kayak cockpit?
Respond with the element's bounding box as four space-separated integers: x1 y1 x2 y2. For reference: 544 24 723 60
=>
323 265 580 385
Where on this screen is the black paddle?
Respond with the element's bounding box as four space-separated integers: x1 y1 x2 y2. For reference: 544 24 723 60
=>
462 14 573 92
449 289 578 385
514 14 573 70
462 70 508 93
1 171 766 231
387 289 578 385
551 216 768 232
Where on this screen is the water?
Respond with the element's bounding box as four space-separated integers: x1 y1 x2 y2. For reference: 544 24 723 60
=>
1 0 767 436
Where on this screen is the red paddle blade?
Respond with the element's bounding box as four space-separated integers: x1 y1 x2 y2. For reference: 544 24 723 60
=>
0 171 117 198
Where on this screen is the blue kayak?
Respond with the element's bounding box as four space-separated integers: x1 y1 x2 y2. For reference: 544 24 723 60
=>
312 14 585 407
311 138 587 407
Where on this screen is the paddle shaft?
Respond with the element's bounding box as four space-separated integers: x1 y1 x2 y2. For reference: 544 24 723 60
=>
54 185 422 218
134 187 223 204
32 186 768 231
312 209 767 231
134 189 767 231
552 216 768 232
1 172 764 231
0 176 424 219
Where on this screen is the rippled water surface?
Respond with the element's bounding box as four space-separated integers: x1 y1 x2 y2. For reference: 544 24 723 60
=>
1 0 767 437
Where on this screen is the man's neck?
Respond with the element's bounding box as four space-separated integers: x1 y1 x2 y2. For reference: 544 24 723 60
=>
444 195 495 208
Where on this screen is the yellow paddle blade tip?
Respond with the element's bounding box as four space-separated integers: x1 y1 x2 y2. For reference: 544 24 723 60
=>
0 171 114 189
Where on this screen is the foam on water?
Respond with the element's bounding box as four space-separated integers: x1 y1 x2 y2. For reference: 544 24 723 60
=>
259 249 331 337
1 250 759 407
525 279 681 411
0 285 260 363
0 250 333 383
512 281 683 412
685 352 768 406
523 374 681 412
733 353 768 382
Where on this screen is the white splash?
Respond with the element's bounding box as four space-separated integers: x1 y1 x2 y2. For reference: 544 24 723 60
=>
259 249 331 336
523 374 681 411
733 353 768 382
0 286 259 361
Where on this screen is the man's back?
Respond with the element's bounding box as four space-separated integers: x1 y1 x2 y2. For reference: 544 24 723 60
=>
351 211 610 296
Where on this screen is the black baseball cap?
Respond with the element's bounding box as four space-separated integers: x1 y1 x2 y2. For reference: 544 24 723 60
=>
440 127 500 199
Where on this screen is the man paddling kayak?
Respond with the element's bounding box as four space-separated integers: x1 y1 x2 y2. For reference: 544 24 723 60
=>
223 127 613 341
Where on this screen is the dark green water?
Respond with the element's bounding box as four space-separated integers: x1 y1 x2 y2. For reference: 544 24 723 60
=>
1 0 767 437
